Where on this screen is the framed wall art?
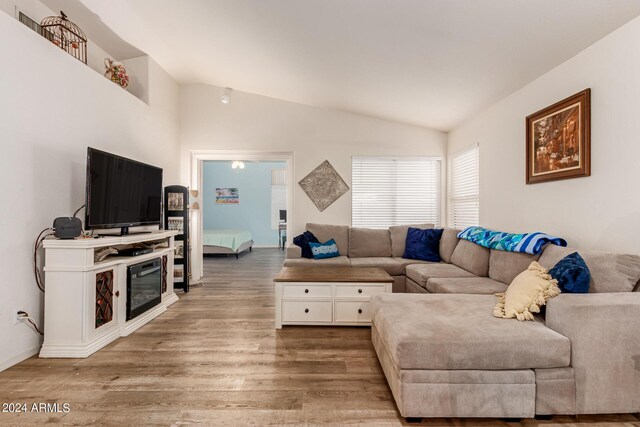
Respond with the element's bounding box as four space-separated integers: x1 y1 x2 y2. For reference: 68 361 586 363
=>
526 89 590 184
216 187 239 204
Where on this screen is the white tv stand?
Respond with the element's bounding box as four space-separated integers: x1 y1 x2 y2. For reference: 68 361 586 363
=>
40 230 180 358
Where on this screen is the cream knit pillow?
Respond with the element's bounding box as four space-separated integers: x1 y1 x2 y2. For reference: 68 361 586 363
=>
493 261 560 321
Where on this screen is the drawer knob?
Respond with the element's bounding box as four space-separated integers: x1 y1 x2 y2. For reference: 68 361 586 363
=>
358 289 363 294
358 308 363 314
115 291 120 297
305 308 309 313
305 289 309 293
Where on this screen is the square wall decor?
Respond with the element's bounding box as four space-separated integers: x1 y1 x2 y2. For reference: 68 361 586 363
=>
299 160 349 212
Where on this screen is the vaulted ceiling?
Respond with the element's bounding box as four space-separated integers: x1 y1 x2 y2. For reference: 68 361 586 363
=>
81 0 640 131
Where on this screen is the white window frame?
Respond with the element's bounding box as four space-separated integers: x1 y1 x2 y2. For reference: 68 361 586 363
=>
351 156 442 229
448 143 479 229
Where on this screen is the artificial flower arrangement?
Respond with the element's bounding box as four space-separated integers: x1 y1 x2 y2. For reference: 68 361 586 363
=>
104 58 130 88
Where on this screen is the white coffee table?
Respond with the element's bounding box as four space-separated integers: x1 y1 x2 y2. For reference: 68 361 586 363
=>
273 267 394 329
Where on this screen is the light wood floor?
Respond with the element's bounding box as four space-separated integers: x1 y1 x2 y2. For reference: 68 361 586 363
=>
1 249 639 426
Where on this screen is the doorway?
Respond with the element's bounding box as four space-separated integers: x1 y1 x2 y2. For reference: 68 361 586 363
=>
189 151 294 281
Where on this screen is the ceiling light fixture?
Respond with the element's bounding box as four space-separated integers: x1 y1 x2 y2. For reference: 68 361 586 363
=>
220 87 233 104
232 160 245 169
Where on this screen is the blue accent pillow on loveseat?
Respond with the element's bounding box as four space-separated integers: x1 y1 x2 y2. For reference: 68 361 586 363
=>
548 252 591 293
403 227 444 262
309 239 340 259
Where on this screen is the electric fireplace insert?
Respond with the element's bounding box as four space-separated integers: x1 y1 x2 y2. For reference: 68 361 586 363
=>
127 258 162 321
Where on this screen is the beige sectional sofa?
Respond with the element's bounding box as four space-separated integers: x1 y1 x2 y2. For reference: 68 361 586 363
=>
284 222 442 293
285 223 640 420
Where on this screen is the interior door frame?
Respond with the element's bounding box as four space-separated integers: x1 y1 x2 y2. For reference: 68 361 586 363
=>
189 150 295 280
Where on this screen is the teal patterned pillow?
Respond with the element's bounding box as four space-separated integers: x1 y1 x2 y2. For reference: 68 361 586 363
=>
309 239 340 259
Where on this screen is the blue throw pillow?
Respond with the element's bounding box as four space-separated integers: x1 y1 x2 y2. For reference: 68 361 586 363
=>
403 228 444 262
548 252 591 293
293 231 320 259
309 239 340 259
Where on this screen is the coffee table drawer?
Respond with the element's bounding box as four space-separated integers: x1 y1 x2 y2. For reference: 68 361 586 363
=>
282 300 332 322
334 300 371 323
334 284 387 298
282 284 332 298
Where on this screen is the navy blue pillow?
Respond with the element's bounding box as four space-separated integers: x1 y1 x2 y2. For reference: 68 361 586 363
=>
548 252 591 293
293 231 320 259
403 228 444 262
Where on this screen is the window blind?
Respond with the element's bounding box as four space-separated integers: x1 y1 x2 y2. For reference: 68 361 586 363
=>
351 157 441 229
271 169 287 186
448 144 479 229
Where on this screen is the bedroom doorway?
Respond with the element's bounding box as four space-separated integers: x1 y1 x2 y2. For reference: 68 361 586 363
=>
189 151 294 281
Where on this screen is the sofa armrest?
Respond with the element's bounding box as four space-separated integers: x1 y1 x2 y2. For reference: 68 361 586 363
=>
286 244 302 259
545 293 640 414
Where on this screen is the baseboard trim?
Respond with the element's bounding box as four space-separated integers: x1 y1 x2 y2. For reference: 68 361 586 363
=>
0 346 40 373
39 326 121 358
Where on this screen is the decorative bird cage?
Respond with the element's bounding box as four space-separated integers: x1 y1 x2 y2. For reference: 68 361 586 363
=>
40 11 87 64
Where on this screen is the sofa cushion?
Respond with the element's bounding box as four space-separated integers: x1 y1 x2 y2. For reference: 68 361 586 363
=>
439 227 461 263
389 223 434 257
350 257 404 276
426 277 508 294
393 257 435 273
489 249 540 284
451 240 490 276
539 245 640 293
370 293 570 370
403 228 443 262
348 228 391 258
306 223 350 256
283 255 351 267
406 263 475 288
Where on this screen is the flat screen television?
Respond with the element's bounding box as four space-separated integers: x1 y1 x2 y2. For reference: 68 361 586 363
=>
85 147 163 235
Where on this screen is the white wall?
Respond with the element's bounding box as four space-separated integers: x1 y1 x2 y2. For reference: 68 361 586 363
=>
448 16 640 254
0 12 180 370
180 84 448 235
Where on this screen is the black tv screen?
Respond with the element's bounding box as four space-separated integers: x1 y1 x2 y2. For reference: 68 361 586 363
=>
86 148 162 231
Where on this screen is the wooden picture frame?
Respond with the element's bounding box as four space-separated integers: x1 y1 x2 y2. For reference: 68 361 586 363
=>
526 89 590 184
